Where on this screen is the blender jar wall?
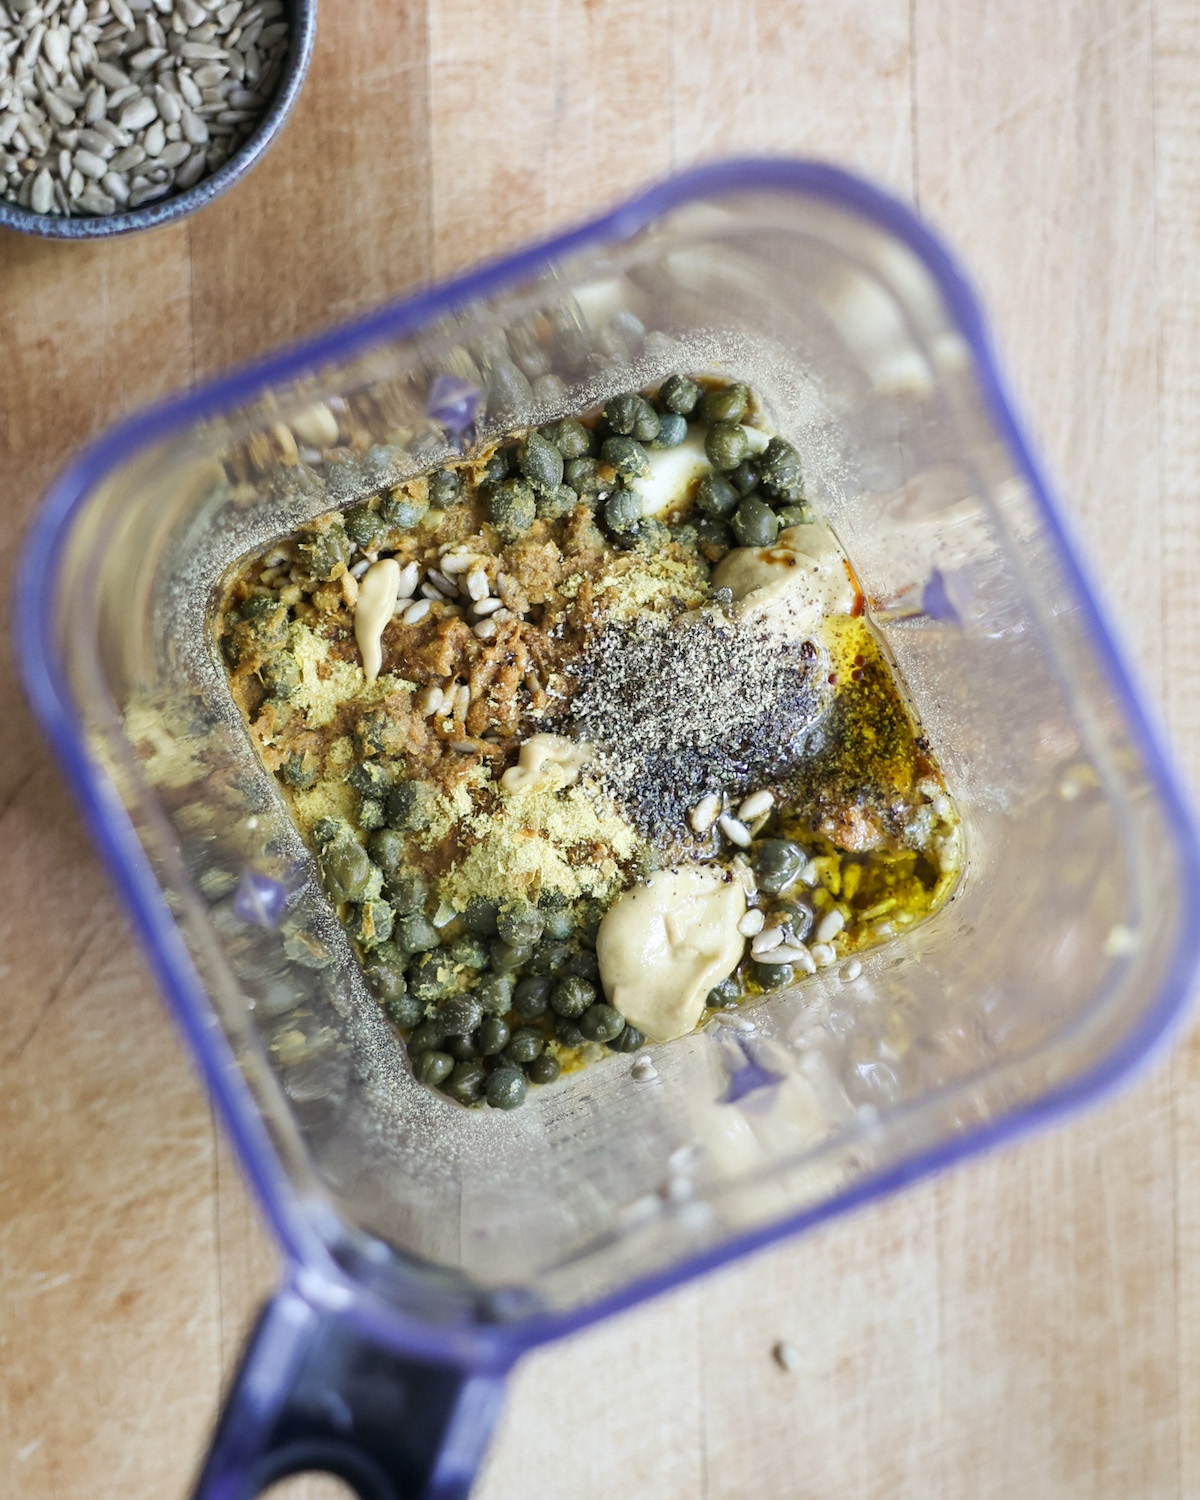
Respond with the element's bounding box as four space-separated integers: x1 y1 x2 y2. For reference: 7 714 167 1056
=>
31 168 1197 1330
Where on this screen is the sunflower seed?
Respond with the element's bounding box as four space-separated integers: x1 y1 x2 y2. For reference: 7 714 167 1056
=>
117 91 154 127
100 166 127 198
156 136 187 165
30 164 53 209
76 126 115 153
43 90 74 122
107 141 142 169
154 82 180 120
88 56 127 85
142 116 162 152
73 145 107 175
127 178 165 204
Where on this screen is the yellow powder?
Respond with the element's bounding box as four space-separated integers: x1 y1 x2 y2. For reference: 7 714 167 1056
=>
594 551 709 622
291 775 357 836
289 622 413 728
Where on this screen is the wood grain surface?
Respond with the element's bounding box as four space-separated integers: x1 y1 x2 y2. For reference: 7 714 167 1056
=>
1 2 1197 1496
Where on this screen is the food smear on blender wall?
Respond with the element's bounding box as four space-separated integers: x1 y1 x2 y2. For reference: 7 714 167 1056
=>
215 375 962 1110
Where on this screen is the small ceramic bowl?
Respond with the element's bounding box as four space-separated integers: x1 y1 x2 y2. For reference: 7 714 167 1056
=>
0 0 315 241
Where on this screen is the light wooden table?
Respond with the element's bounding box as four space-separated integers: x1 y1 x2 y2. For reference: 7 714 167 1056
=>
2 2 1198 1496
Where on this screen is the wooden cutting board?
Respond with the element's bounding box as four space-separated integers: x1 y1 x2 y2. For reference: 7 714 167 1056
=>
3 2 1199 1496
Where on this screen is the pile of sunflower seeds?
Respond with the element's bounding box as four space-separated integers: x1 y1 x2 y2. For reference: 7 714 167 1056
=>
0 0 288 217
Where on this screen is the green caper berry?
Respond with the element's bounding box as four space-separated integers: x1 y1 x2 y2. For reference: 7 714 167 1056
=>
607 1023 645 1053
515 432 564 495
753 960 795 991
504 1028 544 1066
758 437 804 502
695 472 739 519
699 382 750 426
754 838 806 894
562 950 600 984
536 483 577 522
384 991 424 1029
357 797 386 831
437 994 483 1036
527 939 571 976
407 951 455 1001
322 835 373 903
395 912 440 953
695 515 733 559
658 374 702 416
379 492 427 530
311 817 342 849
488 478 537 542
604 487 642 534
707 976 741 1009
776 900 814 943
489 939 533 972
299 523 352 581
485 1067 527 1110
527 1052 562 1084
497 900 544 948
730 497 779 548
776 505 809 528
540 905 575 941
512 975 552 1019
365 944 408 1004
670 521 700 552
475 973 515 1015
387 868 429 915
408 1020 444 1054
463 896 500 936
260 652 300 700
448 936 489 970
417 1051 454 1087
486 357 534 423
551 975 595 1018
348 761 391 797
445 1059 488 1104
578 1003 624 1042
428 468 461 508
477 1016 511 1056
343 504 388 548
387 780 435 832
603 393 642 436
563 457 604 498
347 898 395 950
542 418 592 459
729 459 760 496
649 412 687 449
705 422 750 472
446 1031 479 1061
480 450 510 487
601 435 651 479
280 749 319 788
554 1016 587 1048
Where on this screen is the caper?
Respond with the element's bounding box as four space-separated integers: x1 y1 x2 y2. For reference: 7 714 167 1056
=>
348 761 391 798
299 522 352 580
533 372 568 404
777 900 815 943
344 504 388 549
427 467 461 508
486 357 534 423
475 973 515 1015
260 652 300 699
658 374 702 416
649 412 687 449
695 515 733 559
445 1059 488 1104
416 1050 454 1087
699 382 750 426
551 975 595 1018
477 1016 511 1056
527 1052 562 1085
407 951 455 1001
578 1003 624 1042
706 976 741 1009
603 487 642 534
280 749 319 788
695 472 739 519
464 896 500 936
357 797 385 831
753 960 795 991
386 869 430 915
564 456 605 499
446 1032 480 1061
386 780 435 832
607 1023 645 1053
758 437 804 503
604 393 659 443
536 484 577 521
554 1016 587 1048
540 905 575 941
379 489 428 530
527 939 571 976
497 899 544 947
448 936 489 970
505 1027 544 1066
322 835 373 903
600 435 651 480
562 950 600 984
383 992 423 1030
346 899 394 950
754 838 806 894
480 450 510 487
311 817 343 850
437 994 483 1036
669 521 700 552
488 478 537 542
365 943 408 1004
730 497 779 548
776 505 809 528
395 912 440 953
513 975 553 1020
489 939 534 972
408 1020 444 1054
485 1067 527 1110
729 459 760 496
705 422 750 472
515 431 565 495
541 417 592 459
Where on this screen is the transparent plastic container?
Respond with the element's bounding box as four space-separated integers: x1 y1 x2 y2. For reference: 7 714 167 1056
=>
18 160 1200 1500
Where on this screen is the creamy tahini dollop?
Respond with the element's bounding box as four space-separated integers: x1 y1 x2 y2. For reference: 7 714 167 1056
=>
712 524 857 640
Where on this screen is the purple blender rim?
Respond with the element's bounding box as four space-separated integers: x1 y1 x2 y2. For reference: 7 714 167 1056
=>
16 156 1200 1369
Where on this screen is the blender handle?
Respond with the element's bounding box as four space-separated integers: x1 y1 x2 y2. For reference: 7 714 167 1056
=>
190 1283 508 1500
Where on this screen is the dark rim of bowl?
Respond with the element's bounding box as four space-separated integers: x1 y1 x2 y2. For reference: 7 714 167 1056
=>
0 0 316 241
